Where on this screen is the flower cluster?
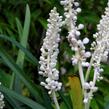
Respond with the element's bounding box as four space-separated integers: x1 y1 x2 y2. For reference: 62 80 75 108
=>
92 1 109 67
60 0 93 105
39 7 62 94
60 0 91 68
0 83 4 109
60 0 82 30
83 1 109 103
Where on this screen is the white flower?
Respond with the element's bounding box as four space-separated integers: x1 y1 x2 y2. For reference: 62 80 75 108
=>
76 8 81 13
84 52 91 58
83 38 89 44
78 24 84 30
74 2 79 7
84 82 90 90
71 56 78 65
83 97 88 104
82 62 90 67
39 7 62 94
76 31 81 36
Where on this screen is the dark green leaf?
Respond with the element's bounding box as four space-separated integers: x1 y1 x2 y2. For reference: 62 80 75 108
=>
0 85 46 109
0 47 43 104
0 35 38 66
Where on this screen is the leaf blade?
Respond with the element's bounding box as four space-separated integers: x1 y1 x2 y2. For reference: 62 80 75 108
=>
0 85 46 109
68 76 84 109
0 47 43 104
0 34 38 66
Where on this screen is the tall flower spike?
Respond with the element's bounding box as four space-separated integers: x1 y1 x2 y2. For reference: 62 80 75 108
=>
92 0 109 83
60 0 91 90
92 1 109 65
84 1 109 104
39 7 62 95
0 83 5 109
61 0 93 106
60 0 90 68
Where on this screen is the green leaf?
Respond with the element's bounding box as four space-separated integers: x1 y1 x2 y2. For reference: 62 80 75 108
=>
10 4 31 91
105 96 109 109
16 17 23 39
16 4 30 67
105 103 109 109
79 11 100 24
0 85 46 109
41 88 53 109
0 47 43 104
0 34 38 66
60 102 68 109
5 94 22 109
38 18 47 29
91 99 99 109
20 4 30 49
58 91 72 109
68 76 84 109
43 0 52 4
0 70 12 88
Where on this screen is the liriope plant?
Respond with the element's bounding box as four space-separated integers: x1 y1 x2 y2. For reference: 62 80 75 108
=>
0 0 109 109
39 7 62 109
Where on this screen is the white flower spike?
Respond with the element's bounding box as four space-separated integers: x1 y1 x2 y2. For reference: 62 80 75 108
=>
39 7 62 94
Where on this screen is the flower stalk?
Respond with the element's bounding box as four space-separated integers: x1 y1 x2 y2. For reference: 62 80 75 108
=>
52 91 60 109
39 7 62 108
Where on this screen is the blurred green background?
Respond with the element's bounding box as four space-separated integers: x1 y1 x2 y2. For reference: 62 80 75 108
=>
0 0 109 109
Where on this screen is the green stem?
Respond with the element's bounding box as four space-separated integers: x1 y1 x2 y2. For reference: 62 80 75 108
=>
85 102 90 109
78 61 85 89
85 58 93 81
52 91 60 109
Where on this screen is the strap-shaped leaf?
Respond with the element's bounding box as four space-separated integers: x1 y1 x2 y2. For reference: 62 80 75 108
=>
0 34 38 66
0 47 43 104
5 94 23 109
58 91 72 109
11 4 30 91
68 76 84 109
0 85 46 109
